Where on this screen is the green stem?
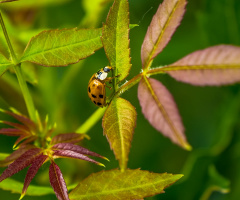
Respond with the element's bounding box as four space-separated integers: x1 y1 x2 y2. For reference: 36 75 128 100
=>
14 65 36 122
0 10 36 122
76 107 107 133
0 10 17 64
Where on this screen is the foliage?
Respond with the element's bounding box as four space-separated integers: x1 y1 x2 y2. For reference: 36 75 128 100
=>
0 0 240 199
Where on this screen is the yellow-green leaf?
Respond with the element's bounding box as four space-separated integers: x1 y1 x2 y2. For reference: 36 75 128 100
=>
0 53 11 76
69 169 183 200
102 0 131 81
20 28 102 67
102 98 136 171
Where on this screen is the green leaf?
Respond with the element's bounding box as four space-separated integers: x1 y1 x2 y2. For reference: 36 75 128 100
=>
1 0 70 9
20 28 102 67
102 0 131 81
69 169 183 200
102 97 136 171
0 178 54 196
0 53 11 76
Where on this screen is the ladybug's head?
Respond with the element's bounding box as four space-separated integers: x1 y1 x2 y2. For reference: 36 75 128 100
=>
103 66 112 73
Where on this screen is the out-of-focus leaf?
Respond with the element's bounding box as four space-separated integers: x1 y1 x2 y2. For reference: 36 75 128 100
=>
141 0 187 69
0 128 26 136
21 154 48 199
0 0 18 3
0 120 29 131
20 28 102 67
52 143 107 160
21 62 38 85
69 169 183 200
50 133 87 145
0 148 42 182
1 0 70 9
102 0 131 81
161 45 240 85
102 97 136 171
81 0 113 28
0 53 11 76
0 145 35 167
49 162 69 200
138 77 191 150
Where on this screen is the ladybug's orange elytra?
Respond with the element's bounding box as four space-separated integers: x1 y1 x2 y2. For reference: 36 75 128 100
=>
87 66 114 107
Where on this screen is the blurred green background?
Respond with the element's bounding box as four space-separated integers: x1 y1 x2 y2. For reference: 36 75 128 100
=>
0 0 240 199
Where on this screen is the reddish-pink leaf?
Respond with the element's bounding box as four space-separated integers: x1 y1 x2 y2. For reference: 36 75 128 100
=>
1 121 29 131
164 45 240 85
53 150 103 166
141 0 187 69
50 133 86 145
0 145 35 167
4 110 36 131
14 135 38 149
21 154 48 198
0 148 42 182
0 128 26 136
13 135 30 149
138 77 191 150
49 162 69 200
52 143 105 160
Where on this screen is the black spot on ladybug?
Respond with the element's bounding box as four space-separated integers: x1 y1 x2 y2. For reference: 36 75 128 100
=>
97 86 101 89
99 94 104 98
92 94 97 98
93 101 97 104
88 87 91 93
93 84 96 87
97 102 102 106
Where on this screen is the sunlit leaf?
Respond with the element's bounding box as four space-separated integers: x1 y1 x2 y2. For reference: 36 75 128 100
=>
21 154 48 199
161 45 240 85
0 148 42 182
0 53 11 76
21 28 102 67
102 0 131 81
49 162 69 200
50 133 87 145
138 77 191 150
141 0 187 69
69 169 183 200
1 0 70 9
102 97 136 171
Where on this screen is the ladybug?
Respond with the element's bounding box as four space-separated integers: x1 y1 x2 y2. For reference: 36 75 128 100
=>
88 66 114 107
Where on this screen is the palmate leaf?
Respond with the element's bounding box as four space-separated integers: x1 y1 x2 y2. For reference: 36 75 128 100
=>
20 28 102 67
102 0 131 81
0 148 42 182
138 77 191 150
49 162 69 200
102 98 136 171
21 154 48 199
0 53 11 76
161 45 240 85
69 169 183 200
141 0 187 69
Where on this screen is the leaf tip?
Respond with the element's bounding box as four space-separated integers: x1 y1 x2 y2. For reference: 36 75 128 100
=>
97 163 105 168
102 156 110 162
19 193 25 200
183 143 192 151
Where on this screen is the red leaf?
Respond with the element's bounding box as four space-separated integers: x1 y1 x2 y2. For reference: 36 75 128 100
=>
52 143 105 160
50 133 86 145
14 135 38 149
0 128 26 136
21 154 48 198
141 0 187 68
53 150 103 166
49 162 69 200
1 121 29 131
0 145 35 167
4 110 36 131
165 45 240 85
138 77 191 150
0 148 42 182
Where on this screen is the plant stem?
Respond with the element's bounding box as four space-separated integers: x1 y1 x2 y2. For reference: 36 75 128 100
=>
0 11 17 64
76 107 107 133
14 65 37 122
0 10 36 122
